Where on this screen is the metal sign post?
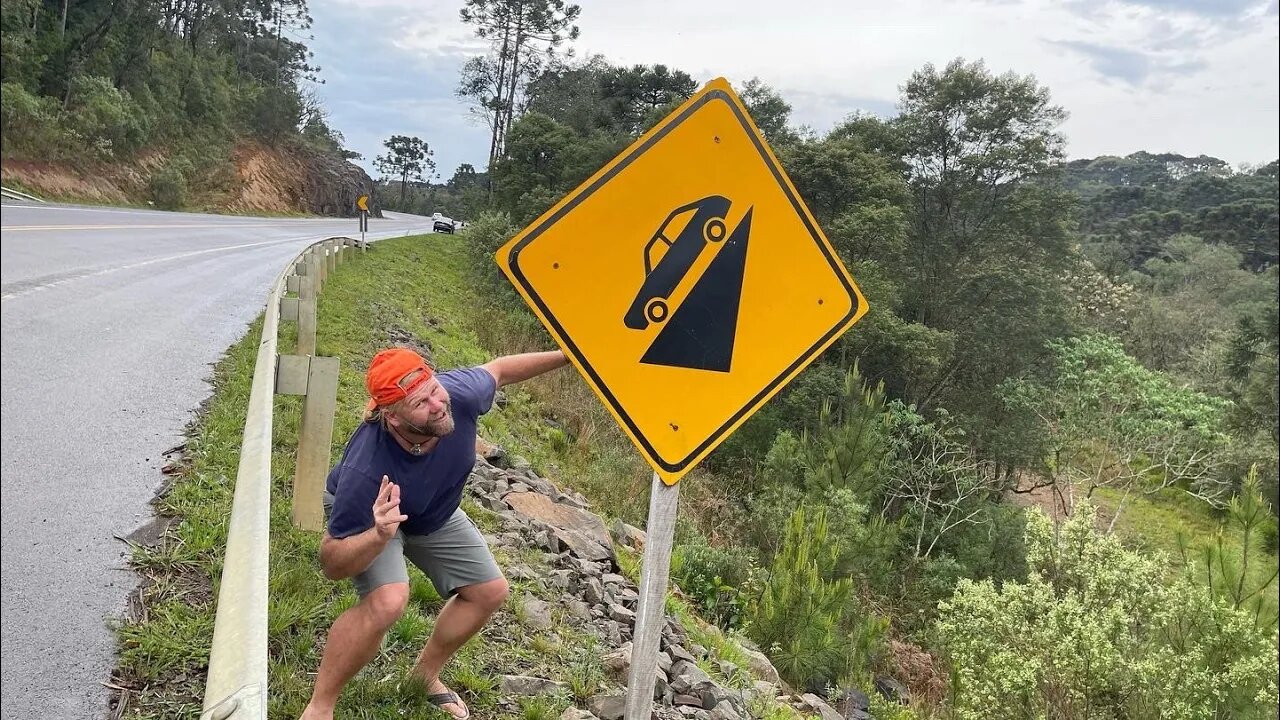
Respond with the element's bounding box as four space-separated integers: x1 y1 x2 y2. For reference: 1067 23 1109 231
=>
357 194 370 248
623 474 679 717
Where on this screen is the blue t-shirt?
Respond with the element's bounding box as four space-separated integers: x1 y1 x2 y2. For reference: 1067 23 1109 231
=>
325 367 497 539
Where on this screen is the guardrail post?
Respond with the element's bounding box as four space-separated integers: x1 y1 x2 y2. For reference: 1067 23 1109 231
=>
275 354 340 531
310 251 325 292
297 283 317 357
326 241 338 275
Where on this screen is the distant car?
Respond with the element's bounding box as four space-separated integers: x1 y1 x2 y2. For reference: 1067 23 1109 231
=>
432 212 455 234
623 195 731 330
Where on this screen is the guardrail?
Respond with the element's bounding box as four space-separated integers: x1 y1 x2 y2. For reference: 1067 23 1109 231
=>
200 235 364 720
0 185 46 203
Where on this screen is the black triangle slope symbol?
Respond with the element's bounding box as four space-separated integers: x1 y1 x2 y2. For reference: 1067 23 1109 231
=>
641 208 752 372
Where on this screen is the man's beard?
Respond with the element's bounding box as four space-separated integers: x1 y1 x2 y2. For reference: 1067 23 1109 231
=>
399 401 455 437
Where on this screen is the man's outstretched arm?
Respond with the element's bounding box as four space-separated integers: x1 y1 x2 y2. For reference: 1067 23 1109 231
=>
482 350 569 388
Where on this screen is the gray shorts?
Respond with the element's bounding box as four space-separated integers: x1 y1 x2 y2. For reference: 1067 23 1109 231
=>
323 493 502 599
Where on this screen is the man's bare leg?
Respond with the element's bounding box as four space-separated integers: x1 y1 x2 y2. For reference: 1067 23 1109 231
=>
300 583 409 720
411 577 510 719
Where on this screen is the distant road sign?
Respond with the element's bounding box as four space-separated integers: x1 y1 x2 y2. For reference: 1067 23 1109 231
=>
496 78 867 484
356 195 369 212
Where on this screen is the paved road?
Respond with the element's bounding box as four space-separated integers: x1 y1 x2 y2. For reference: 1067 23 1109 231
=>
0 202 435 719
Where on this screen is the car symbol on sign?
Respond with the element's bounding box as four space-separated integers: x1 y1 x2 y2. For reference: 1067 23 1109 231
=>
624 195 732 330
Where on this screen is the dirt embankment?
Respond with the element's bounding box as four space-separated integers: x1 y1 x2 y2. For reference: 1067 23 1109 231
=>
1 141 379 217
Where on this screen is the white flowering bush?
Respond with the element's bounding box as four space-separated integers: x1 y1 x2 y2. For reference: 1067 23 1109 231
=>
937 503 1279 720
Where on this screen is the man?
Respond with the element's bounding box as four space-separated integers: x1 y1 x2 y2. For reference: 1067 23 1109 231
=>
300 346 570 720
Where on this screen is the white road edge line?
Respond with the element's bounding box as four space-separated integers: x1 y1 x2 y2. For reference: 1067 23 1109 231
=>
0 228 430 302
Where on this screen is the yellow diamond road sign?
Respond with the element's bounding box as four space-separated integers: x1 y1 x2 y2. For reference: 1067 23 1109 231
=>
497 78 868 484
357 194 370 212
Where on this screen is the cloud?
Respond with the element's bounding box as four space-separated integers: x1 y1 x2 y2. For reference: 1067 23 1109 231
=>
1047 40 1206 86
305 0 1278 173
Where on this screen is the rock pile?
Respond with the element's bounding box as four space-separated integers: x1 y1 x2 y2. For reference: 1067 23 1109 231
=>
463 442 865 720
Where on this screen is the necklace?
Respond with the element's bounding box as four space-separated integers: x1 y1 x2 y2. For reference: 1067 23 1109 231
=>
387 419 431 456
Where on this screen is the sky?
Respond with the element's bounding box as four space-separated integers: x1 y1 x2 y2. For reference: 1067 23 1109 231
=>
305 0 1280 183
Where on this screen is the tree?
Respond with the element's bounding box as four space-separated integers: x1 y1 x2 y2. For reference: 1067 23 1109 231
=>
738 77 796 146
1001 334 1234 524
892 58 1075 427
458 0 581 171
374 135 433 209
883 402 1001 559
746 505 854 690
597 63 696 134
448 163 479 190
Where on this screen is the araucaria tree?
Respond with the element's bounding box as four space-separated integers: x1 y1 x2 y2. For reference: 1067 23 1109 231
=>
374 135 433 208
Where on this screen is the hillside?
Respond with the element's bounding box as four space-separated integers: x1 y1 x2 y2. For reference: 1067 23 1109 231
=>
0 0 377 216
0 140 378 215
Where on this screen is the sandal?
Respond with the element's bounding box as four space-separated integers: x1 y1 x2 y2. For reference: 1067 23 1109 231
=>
427 691 471 720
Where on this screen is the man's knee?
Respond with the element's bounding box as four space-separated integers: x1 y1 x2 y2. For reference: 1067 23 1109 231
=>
460 576 509 612
361 582 409 629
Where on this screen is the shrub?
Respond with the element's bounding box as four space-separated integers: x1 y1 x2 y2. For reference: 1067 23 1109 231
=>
671 542 756 630
746 506 852 690
65 75 149 157
937 503 1279 720
149 159 192 210
0 81 66 156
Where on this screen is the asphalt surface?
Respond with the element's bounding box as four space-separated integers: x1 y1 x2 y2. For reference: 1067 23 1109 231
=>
0 201 436 719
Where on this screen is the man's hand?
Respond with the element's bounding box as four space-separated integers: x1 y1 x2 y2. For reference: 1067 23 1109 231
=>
374 475 408 540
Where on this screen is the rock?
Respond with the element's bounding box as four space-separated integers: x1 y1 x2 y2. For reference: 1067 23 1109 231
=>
507 565 536 581
504 491 614 561
667 644 697 664
800 694 844 720
600 620 623 645
690 644 708 659
608 603 636 624
534 529 562 553
566 556 606 577
610 518 647 550
519 593 553 631
584 577 606 605
482 495 510 513
669 660 713 694
717 660 740 680
559 709 597 720
586 694 626 720
709 703 743 720
509 481 531 493
601 573 629 587
736 645 781 685
475 437 505 465
567 599 593 621
556 493 591 510
751 680 777 700
654 673 673 703
501 675 569 695
673 694 704 708
602 642 632 674
837 687 871 713
874 676 910 705
545 569 574 592
657 650 673 673
692 680 725 710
